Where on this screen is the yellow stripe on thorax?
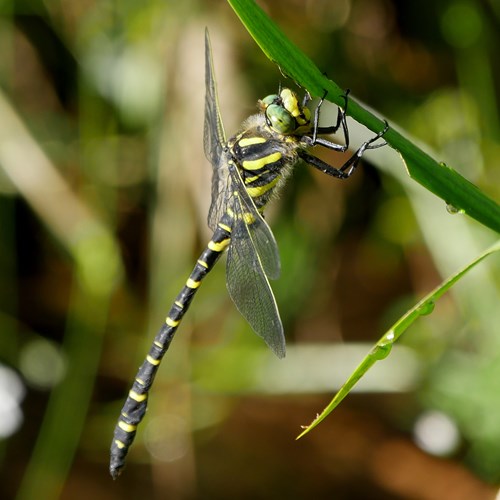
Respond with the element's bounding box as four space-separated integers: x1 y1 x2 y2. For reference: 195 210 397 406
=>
241 212 256 224
245 174 260 183
226 206 255 225
242 152 282 171
245 176 280 198
239 137 267 147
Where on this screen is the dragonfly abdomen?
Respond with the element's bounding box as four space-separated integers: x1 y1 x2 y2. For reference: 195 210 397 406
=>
109 221 231 478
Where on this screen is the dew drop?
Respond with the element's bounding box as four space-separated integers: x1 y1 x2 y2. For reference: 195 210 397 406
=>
383 330 395 343
417 301 435 316
372 332 394 360
445 203 464 215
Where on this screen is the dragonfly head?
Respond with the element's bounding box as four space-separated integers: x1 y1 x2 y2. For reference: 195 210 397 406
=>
259 88 311 135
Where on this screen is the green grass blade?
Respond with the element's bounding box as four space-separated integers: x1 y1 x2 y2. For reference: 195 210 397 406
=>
296 240 500 439
227 0 500 233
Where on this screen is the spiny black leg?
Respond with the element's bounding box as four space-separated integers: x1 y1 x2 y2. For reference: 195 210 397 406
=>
311 89 328 144
302 90 312 108
302 90 349 153
341 120 389 168
298 150 350 179
336 120 389 177
312 89 350 147
300 120 389 179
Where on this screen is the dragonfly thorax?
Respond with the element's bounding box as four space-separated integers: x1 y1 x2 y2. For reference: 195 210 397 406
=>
259 88 311 135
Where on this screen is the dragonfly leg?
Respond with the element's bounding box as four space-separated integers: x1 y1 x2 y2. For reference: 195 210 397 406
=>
311 89 350 147
300 120 389 179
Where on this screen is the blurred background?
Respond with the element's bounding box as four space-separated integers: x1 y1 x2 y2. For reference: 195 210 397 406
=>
1 0 499 498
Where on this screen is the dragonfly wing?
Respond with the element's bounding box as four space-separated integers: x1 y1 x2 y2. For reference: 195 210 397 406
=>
226 220 285 358
227 162 281 280
203 29 225 165
204 30 284 356
225 163 285 358
204 29 229 230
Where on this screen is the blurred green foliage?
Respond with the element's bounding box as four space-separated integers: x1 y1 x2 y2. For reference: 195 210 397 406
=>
0 0 499 499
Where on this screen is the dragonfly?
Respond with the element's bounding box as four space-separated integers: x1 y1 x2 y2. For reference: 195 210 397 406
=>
110 28 388 478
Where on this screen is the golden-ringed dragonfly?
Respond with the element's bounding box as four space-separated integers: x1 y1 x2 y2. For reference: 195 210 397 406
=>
110 29 388 478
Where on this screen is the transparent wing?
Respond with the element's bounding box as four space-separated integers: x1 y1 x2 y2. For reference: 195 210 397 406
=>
203 29 225 165
226 163 285 358
204 30 284 356
207 154 230 232
228 163 281 279
204 29 228 231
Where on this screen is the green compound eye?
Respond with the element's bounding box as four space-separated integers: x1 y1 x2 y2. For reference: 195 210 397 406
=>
266 104 295 134
260 94 279 108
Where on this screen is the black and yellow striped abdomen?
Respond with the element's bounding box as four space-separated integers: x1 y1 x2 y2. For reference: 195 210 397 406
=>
109 220 231 478
110 130 291 478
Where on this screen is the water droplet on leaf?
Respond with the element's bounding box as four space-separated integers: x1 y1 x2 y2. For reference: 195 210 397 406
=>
418 301 435 316
445 203 464 215
372 332 394 360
